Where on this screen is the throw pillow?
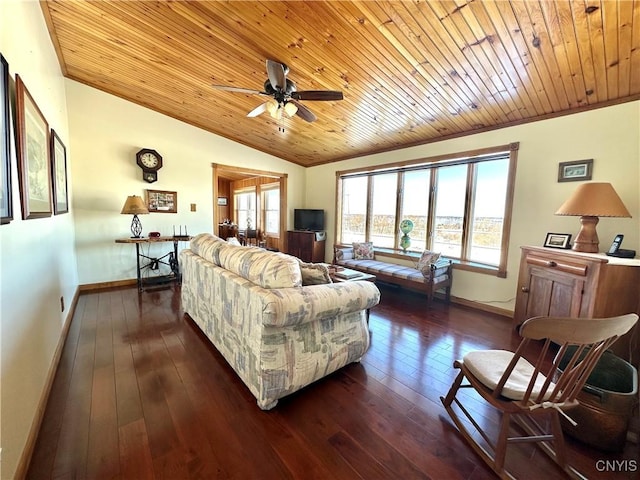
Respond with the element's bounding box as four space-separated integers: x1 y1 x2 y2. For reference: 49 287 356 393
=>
352 242 374 260
298 260 333 286
416 250 441 278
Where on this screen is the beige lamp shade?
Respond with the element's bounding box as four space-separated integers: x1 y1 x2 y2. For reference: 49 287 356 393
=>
555 183 631 253
121 195 149 215
555 183 631 218
121 195 149 238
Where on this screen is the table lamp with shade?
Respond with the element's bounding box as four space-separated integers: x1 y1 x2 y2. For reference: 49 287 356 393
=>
121 195 149 238
555 182 631 253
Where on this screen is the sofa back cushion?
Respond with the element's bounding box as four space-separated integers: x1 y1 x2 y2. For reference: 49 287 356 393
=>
218 244 303 288
190 233 226 266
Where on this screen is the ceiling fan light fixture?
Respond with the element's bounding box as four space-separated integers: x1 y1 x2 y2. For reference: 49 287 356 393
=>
284 102 298 117
265 99 279 116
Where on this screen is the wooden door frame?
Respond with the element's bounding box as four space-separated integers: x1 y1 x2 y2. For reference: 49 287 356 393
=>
212 163 288 250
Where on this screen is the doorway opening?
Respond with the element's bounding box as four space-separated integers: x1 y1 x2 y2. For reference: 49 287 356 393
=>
212 164 288 252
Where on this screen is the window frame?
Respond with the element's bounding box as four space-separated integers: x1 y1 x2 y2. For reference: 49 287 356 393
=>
261 182 280 236
234 187 257 230
335 143 519 278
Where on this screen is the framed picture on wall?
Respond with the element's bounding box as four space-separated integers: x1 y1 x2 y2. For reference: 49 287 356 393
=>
558 159 593 182
1 54 12 224
16 74 52 219
146 189 177 213
217 196 228 206
50 129 69 214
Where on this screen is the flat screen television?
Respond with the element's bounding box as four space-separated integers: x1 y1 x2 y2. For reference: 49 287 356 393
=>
294 209 325 231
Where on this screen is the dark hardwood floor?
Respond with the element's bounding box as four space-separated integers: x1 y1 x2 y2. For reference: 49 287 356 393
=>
27 284 638 479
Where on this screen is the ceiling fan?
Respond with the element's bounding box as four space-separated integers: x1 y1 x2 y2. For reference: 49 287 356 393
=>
212 59 343 123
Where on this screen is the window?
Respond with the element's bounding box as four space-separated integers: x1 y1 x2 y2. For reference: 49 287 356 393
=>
340 176 367 244
399 170 431 252
370 173 398 248
336 143 518 277
433 164 466 258
234 190 256 229
262 185 280 235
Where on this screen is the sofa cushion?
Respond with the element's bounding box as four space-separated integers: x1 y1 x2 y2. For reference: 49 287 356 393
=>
352 242 374 260
219 244 303 289
190 233 226 266
298 260 332 286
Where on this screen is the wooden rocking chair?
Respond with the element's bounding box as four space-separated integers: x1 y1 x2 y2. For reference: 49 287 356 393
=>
440 313 638 479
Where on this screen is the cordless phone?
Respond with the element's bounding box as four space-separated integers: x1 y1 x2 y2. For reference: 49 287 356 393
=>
607 234 623 254
606 234 636 258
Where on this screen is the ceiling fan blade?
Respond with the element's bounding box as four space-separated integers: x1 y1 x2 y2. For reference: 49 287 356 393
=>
291 90 343 101
247 102 268 118
290 100 317 122
212 85 264 95
266 59 286 91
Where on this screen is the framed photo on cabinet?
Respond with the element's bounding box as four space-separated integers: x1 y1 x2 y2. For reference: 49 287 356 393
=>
1 54 12 224
50 129 68 214
16 74 52 219
544 233 572 249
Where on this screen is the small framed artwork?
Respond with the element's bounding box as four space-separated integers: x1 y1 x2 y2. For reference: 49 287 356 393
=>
16 74 52 219
544 233 572 249
146 189 177 213
50 129 68 214
217 196 228 206
558 159 593 182
1 54 12 224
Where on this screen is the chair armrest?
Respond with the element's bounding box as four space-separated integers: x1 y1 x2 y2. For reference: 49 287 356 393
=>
261 282 380 328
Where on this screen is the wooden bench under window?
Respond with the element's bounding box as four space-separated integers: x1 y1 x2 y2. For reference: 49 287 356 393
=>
333 246 453 306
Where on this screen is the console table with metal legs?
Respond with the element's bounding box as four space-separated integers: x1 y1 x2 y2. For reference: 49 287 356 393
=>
115 236 191 291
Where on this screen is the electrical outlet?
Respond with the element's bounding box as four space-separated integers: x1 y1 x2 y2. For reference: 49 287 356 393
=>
60 296 65 312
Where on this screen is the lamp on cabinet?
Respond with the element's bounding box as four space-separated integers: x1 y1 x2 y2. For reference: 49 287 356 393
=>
555 182 631 253
121 195 149 238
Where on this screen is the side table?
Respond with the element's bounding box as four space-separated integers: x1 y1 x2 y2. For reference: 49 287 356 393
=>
115 236 191 291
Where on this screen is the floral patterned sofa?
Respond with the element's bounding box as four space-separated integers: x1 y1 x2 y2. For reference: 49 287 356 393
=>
180 233 380 410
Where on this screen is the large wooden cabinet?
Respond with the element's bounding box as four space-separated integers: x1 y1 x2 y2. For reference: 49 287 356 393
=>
287 230 325 263
514 246 640 365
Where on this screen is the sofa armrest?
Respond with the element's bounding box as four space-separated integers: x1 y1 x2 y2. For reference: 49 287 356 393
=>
261 281 380 328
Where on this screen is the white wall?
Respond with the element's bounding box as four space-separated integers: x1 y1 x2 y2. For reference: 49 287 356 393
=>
66 80 307 285
0 1 79 478
306 101 640 312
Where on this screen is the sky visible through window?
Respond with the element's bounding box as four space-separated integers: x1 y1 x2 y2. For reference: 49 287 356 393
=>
343 160 507 217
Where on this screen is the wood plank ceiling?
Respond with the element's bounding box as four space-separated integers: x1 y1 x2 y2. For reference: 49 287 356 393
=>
40 1 640 167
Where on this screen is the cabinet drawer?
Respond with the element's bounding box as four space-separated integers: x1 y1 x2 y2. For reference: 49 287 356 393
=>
525 254 588 276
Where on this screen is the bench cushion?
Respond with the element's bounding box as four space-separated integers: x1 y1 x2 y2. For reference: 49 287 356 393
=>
337 258 449 285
